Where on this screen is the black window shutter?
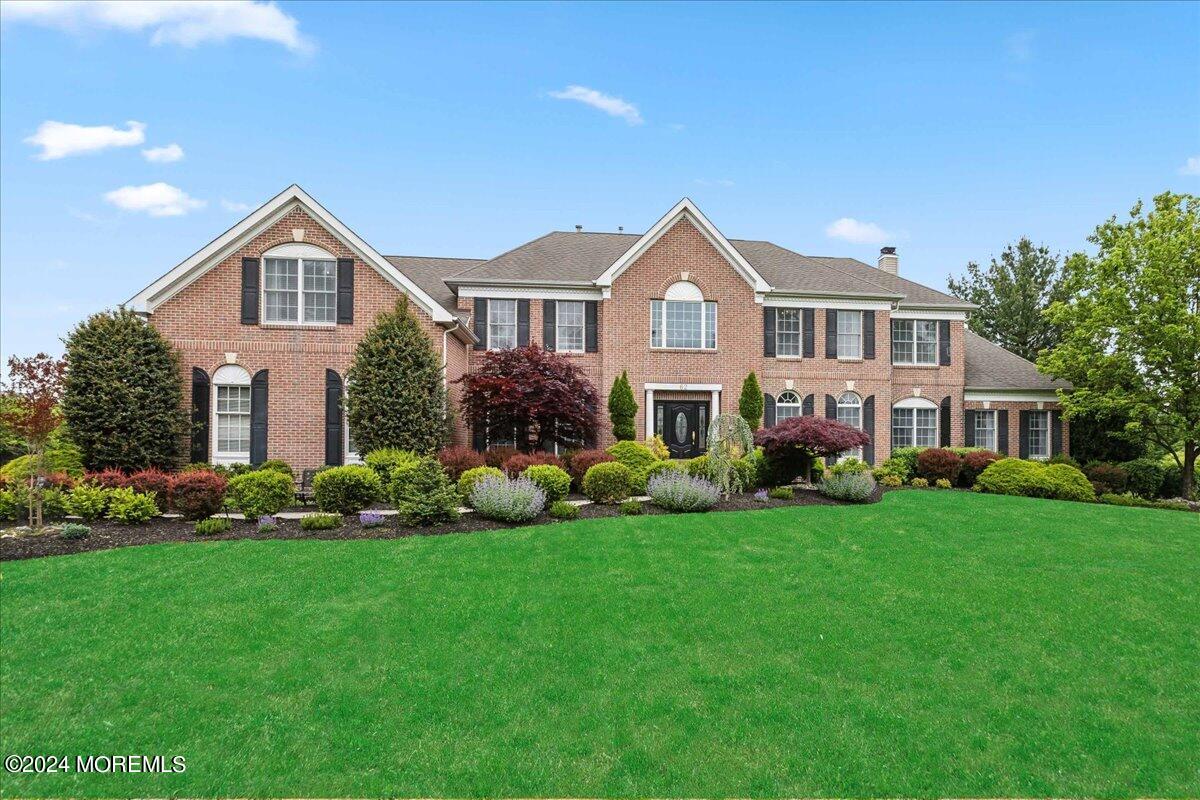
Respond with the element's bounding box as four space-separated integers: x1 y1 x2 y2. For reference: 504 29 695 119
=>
191 367 210 463
1051 410 1064 456
939 320 951 366
939 395 951 447
763 393 776 428
862 395 875 465
250 369 269 466
802 394 814 417
325 369 344 466
863 310 876 359
763 308 776 357
585 301 598 352
803 309 815 358
473 298 487 350
964 409 976 447
517 300 530 346
825 394 837 419
998 410 1009 455
1018 410 1030 459
542 300 556 350
241 257 260 325
335 259 354 324
825 310 838 358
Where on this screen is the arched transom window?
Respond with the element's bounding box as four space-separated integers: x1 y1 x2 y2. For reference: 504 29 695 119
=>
651 281 717 350
837 391 863 460
262 243 337 325
777 390 802 421
212 364 251 464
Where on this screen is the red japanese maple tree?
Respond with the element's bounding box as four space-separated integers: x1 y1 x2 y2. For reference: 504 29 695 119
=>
2 354 67 527
754 415 872 483
457 345 599 453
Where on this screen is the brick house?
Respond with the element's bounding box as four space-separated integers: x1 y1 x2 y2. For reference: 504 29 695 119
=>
127 185 1069 470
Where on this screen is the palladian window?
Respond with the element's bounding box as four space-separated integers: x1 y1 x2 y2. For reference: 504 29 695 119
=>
650 281 717 350
776 390 802 421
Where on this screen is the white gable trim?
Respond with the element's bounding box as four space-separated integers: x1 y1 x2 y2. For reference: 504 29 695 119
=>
595 198 772 293
125 184 456 324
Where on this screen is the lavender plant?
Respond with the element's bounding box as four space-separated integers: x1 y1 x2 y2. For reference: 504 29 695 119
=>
647 473 721 512
359 510 386 528
469 476 547 523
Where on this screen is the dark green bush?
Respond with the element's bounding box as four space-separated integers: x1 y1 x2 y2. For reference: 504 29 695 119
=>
582 462 633 503
194 517 232 536
364 448 419 480
256 459 294 480
606 440 659 492
548 500 579 520
767 486 794 500
312 465 381 515
620 499 643 515
1122 458 1166 498
521 464 572 503
389 456 459 526
60 522 90 540
300 513 342 531
608 372 638 441
228 470 294 518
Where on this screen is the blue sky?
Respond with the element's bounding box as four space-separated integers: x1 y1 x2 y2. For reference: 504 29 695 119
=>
2 1 1197 364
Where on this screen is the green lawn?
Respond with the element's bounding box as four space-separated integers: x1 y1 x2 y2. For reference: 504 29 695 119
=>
2 491 1196 798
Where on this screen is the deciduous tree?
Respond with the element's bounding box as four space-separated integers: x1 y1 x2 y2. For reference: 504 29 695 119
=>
1 354 67 527
754 416 871 484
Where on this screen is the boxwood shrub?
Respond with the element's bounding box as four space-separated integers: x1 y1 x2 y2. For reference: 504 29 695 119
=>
582 462 633 503
1121 457 1166 498
312 465 382 514
974 458 1095 503
228 469 294 518
457 466 504 504
548 500 579 520
521 464 572 503
606 441 659 491
105 488 159 524
389 456 460 526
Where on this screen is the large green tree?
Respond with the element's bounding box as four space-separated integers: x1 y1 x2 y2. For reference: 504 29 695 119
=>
948 237 1067 362
347 298 448 455
1039 192 1199 498
62 309 187 471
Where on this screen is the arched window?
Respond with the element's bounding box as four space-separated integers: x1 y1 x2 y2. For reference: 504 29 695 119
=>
262 243 337 325
837 391 863 460
212 364 251 464
777 390 802 421
892 396 938 450
651 280 717 350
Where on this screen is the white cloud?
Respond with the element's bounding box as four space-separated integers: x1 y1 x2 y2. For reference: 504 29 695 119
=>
548 85 643 125
1 1 313 54
220 198 252 212
1179 156 1200 176
25 119 145 160
825 217 891 245
103 182 205 217
142 143 184 163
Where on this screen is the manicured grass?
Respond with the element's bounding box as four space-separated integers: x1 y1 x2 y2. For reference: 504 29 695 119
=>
2 491 1196 798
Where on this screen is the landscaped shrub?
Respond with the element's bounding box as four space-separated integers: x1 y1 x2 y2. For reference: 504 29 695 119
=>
644 459 684 484
548 500 579 520
1048 452 1082 469
59 522 90 540
521 464 572 502
437 446 485 481
0 489 21 521
458 466 504 504
257 515 278 533
470 476 546 523
646 435 670 460
620 499 643 515
213 462 253 478
754 415 870 484
40 472 77 491
910 477 930 488
767 486 794 500
606 440 659 491
917 448 963 484
313 465 382 515
608 371 638 441
194 517 232 536
647 472 720 512
364 448 419 480
502 451 565 477
1122 457 1166 498
168 470 228 521
104 488 159 524
582 462 633 503
228 469 294 519
85 468 129 489
483 446 520 469
959 450 1002 487
568 449 615 488
828 457 870 477
974 458 1095 502
1099 493 1193 512
300 513 342 531
128 468 172 512
820 472 877 502
1085 462 1128 495
256 459 294 480
880 474 903 488
1043 463 1096 503
685 455 755 493
1159 460 1198 500
935 478 952 489
67 484 110 521
888 447 925 479
390 456 460 526
704 414 757 495
0 440 85 483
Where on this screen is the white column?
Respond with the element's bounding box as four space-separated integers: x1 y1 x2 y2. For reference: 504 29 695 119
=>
711 388 720 418
645 388 655 440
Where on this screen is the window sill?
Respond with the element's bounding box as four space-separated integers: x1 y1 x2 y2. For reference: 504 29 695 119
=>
836 356 864 363
260 321 338 330
651 347 719 353
893 362 942 369
213 454 250 465
774 355 804 361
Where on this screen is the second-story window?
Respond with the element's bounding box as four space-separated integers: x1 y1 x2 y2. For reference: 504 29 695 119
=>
837 311 862 359
777 309 802 356
651 281 717 350
262 247 337 325
556 301 585 353
892 319 938 365
487 299 517 350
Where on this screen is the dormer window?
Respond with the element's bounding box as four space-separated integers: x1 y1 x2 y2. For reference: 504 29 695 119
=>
651 281 717 350
262 243 337 325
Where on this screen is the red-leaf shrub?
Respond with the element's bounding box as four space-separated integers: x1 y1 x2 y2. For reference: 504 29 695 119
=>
916 448 963 484
438 446 485 480
1085 462 1128 494
168 470 228 520
85 468 129 489
483 446 519 469
567 449 615 488
502 451 565 477
754 416 872 483
960 450 1002 487
42 471 77 490
457 345 599 452
128 467 173 511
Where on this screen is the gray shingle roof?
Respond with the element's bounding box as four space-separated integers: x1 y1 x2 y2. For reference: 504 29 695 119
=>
384 255 485 316
964 330 1069 391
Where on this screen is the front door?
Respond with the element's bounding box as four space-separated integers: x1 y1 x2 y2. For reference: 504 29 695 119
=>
658 401 708 459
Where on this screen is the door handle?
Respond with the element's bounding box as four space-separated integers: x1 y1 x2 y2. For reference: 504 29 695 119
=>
692 431 696 444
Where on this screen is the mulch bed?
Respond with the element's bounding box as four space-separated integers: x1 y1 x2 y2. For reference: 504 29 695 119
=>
0 486 879 562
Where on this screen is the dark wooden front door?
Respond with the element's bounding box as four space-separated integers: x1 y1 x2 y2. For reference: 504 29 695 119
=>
658 401 708 459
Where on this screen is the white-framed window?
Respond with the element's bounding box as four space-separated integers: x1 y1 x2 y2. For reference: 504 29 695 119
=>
344 381 361 465
892 319 938 365
212 364 252 464
837 391 863 460
487 299 518 350
261 244 337 325
1028 410 1050 459
837 311 862 359
892 397 938 450
974 410 997 450
776 309 802 357
650 281 717 350
556 300 585 353
777 390 802 421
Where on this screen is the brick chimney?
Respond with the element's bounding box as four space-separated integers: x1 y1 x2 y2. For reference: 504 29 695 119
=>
877 246 899 275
